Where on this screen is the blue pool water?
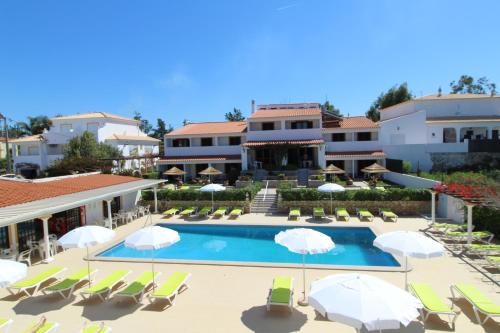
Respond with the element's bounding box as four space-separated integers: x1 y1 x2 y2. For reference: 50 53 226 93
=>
98 224 399 267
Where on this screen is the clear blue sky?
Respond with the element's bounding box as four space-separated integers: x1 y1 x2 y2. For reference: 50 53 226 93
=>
1 0 499 128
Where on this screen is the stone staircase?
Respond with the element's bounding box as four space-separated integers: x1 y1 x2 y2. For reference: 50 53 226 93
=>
250 188 278 214
297 168 309 187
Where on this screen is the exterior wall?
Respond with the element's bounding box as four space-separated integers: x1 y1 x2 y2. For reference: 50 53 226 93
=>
325 141 381 152
384 172 441 188
379 110 428 145
165 145 241 157
85 200 104 224
246 128 322 141
437 193 464 223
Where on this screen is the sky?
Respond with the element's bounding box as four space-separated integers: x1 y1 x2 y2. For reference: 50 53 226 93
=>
1 0 500 129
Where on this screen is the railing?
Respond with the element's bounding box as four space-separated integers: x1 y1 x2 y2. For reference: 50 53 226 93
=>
263 181 269 201
468 139 500 153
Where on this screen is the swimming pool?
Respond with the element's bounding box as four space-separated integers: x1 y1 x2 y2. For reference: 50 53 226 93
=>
97 224 400 268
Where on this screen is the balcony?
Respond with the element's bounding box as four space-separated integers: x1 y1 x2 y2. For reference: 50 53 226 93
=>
468 139 500 153
164 145 242 157
246 128 322 141
325 140 381 152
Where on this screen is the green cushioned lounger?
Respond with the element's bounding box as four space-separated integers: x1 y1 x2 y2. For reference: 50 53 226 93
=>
335 208 350 221
42 268 97 299
213 207 228 218
313 207 325 219
22 319 59 333
148 272 191 309
163 207 180 217
81 270 131 302
357 208 374 221
8 266 66 297
229 208 243 218
197 207 212 217
179 207 196 217
266 276 294 312
80 323 112 333
450 283 500 325
115 271 161 303
0 318 12 332
288 208 300 220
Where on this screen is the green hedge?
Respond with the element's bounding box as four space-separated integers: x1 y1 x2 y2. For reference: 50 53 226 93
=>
143 183 262 201
278 188 431 201
471 206 500 235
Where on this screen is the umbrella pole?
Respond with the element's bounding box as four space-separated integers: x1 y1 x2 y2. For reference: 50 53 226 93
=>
330 192 333 216
212 191 214 213
152 250 156 292
404 256 408 290
298 253 308 306
86 246 91 287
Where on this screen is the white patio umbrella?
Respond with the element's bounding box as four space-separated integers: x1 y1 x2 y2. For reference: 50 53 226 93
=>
374 231 445 288
275 228 335 306
309 273 422 332
200 184 226 212
0 259 27 288
58 226 116 287
125 226 180 291
318 183 345 215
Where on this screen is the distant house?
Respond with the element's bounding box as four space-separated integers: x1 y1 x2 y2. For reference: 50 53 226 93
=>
379 94 500 171
11 112 159 178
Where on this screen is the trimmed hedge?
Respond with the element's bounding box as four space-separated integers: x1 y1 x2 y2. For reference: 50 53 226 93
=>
278 188 431 201
143 183 262 201
471 206 500 235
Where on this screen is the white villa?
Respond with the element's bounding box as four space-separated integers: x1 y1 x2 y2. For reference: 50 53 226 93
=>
159 102 384 181
379 94 500 171
10 112 159 177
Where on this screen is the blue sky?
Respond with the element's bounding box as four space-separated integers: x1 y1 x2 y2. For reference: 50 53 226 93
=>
1 0 499 128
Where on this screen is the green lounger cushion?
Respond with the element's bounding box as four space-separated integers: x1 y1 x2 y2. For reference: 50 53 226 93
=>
313 208 325 216
180 186 190 190
45 268 96 292
486 256 500 263
198 207 211 215
11 267 65 289
409 283 452 312
289 208 300 216
22 322 57 333
380 208 397 218
453 284 500 314
447 231 492 238
433 223 467 229
83 270 129 294
163 208 179 215
230 208 242 215
180 207 196 215
467 244 500 251
117 271 159 296
150 272 189 297
336 208 349 216
0 318 10 326
214 207 228 215
358 209 373 217
270 276 292 304
82 324 109 333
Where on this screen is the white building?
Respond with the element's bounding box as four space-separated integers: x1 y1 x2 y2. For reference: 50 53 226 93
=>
11 112 159 177
379 94 500 171
158 102 383 181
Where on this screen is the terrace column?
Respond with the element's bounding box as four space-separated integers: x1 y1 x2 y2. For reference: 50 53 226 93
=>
9 224 18 251
466 203 474 245
431 191 436 224
351 160 355 178
153 186 158 213
106 200 113 229
41 215 54 263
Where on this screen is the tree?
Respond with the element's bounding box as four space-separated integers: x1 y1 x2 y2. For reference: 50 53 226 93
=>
225 108 245 121
151 118 173 139
321 101 342 117
18 116 52 135
366 83 413 121
182 119 190 126
64 131 121 160
450 75 497 95
133 111 153 135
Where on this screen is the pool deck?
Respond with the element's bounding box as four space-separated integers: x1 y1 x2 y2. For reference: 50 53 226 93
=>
1 213 499 332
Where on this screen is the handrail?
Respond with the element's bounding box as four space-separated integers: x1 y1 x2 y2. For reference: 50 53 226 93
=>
263 180 269 201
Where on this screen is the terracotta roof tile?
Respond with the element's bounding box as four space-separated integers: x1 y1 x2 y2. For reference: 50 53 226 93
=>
0 174 141 208
166 122 247 136
326 151 385 159
338 117 378 129
9 135 44 143
52 112 138 123
243 139 324 147
106 134 160 142
159 155 241 163
249 108 321 119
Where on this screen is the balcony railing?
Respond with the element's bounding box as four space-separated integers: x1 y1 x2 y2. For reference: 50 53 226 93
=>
468 139 500 153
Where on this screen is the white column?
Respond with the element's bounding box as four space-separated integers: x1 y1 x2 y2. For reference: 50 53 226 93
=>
153 186 158 213
318 145 326 168
9 224 18 251
487 127 493 139
351 160 355 178
431 191 436 224
106 200 113 229
466 204 474 245
241 147 248 171
41 216 54 263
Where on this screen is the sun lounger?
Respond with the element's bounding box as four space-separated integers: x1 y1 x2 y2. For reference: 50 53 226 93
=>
379 208 398 222
162 207 180 217
335 208 350 221
213 207 228 218
42 268 97 299
7 266 66 297
408 283 459 329
485 256 500 269
357 208 374 222
313 207 325 219
81 270 131 302
114 271 161 304
197 207 212 217
0 318 12 332
450 283 500 325
179 207 196 218
463 244 500 255
288 208 300 220
444 230 494 244
430 223 469 233
148 272 191 308
229 208 243 218
22 317 59 333
80 323 112 333
266 276 294 312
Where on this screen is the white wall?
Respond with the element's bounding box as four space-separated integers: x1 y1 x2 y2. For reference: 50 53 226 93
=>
246 128 322 141
379 110 428 145
385 172 441 188
85 201 104 225
437 194 465 223
165 145 242 157
325 141 381 152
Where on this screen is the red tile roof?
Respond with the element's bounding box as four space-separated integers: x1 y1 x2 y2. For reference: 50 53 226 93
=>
243 139 324 147
0 174 141 208
326 151 385 159
338 117 378 129
159 155 242 163
166 122 246 136
249 108 321 119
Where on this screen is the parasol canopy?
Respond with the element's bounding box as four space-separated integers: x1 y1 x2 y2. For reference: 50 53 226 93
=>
163 166 186 176
321 164 345 174
198 167 222 175
361 162 389 174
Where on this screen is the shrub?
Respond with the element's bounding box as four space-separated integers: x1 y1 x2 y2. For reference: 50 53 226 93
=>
471 206 500 235
402 161 412 174
278 188 430 201
143 183 262 201
142 171 160 179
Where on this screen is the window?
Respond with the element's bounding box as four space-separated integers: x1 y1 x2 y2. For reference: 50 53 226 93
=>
60 124 72 133
262 122 275 131
331 133 346 142
356 132 371 141
172 139 190 147
201 137 213 146
229 136 241 145
291 121 313 129
443 128 457 143
493 129 499 140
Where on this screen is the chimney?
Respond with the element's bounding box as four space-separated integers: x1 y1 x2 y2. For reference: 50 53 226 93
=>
437 87 442 97
251 99 255 114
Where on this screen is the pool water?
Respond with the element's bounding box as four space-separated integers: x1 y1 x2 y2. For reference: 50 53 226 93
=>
98 224 399 267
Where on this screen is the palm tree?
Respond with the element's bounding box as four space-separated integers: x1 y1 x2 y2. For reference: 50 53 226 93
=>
18 116 52 135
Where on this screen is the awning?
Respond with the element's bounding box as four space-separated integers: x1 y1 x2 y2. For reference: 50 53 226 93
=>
158 155 241 163
326 151 385 159
243 139 324 147
0 179 165 226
